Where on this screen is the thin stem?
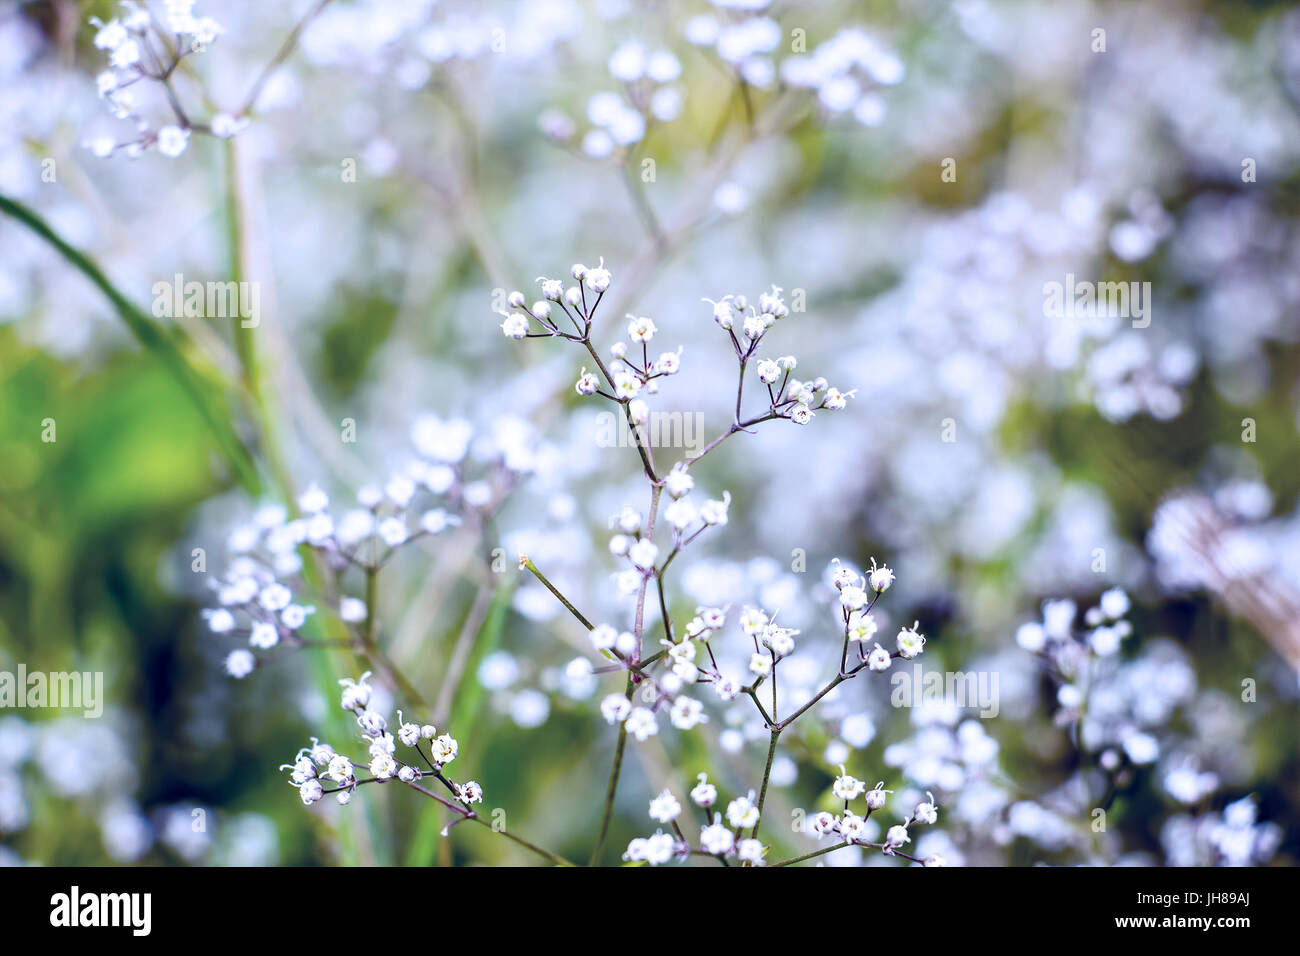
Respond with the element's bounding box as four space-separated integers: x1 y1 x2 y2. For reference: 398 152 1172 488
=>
238 0 335 116
521 557 593 631
590 673 633 865
770 841 850 867
751 727 782 842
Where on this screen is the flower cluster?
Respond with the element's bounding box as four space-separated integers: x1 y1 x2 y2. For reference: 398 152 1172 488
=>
623 776 769 866
87 1 237 159
283 671 480 811
802 770 944 865
203 414 527 679
540 41 684 158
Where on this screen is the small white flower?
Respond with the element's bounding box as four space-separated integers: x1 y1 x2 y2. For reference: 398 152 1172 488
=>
690 774 718 807
377 516 408 547
370 753 398 780
884 824 910 849
501 313 529 338
156 125 190 157
249 621 279 649
669 695 706 730
1099 587 1130 620
737 838 765 865
726 793 759 829
649 789 682 823
206 608 236 634
865 782 891 811
575 368 600 395
700 822 734 856
839 585 868 611
339 597 367 624
868 563 895 592
585 258 612 292
847 611 878 643
839 811 868 842
627 314 657 342
832 767 865 801
299 779 324 805
628 538 659 571
896 621 925 659
339 672 373 710
867 643 892 672
224 649 255 678
429 734 458 765
457 781 483 804
625 707 659 741
664 465 694 498
600 694 632 724
913 792 939 825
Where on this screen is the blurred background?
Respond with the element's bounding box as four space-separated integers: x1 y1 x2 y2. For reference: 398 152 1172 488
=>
0 0 1298 866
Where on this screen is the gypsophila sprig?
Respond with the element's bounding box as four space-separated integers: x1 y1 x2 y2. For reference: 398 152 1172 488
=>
506 260 920 865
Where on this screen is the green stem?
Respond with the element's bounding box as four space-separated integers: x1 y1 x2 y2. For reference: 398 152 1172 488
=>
751 727 781 842
590 674 633 865
520 556 593 630
0 194 260 492
770 841 849 867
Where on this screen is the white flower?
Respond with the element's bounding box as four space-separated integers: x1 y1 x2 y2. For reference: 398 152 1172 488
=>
840 585 868 610
206 608 235 633
501 313 529 338
156 125 190 157
739 606 769 634
397 722 421 747
356 709 387 737
628 538 659 570
664 497 699 530
339 672 373 710
614 372 641 400
756 358 781 384
737 838 765 865
248 621 278 649
601 694 632 724
923 854 945 867
896 622 925 659
429 734 459 765
913 792 939 825
703 296 735 329
790 405 814 425
839 811 868 842
1015 621 1046 652
832 767 865 801
327 755 354 784
867 643 892 671
420 509 453 535
299 779 324 805
884 824 910 849
625 707 659 741
690 774 718 807
1099 588 1130 620
865 783 891 811
700 822 734 856
377 516 408 547
585 257 612 292
537 276 565 301
371 753 398 780
225 649 255 678
590 624 618 651
575 368 600 395
749 652 772 677
649 789 682 823
298 483 329 513
457 781 484 804
664 465 694 498
627 315 657 342
868 563 895 592
210 112 247 138
714 675 741 701
758 285 788 318
669 696 707 730
808 811 837 837
398 765 421 783
726 793 759 829
847 611 877 643
281 604 312 630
